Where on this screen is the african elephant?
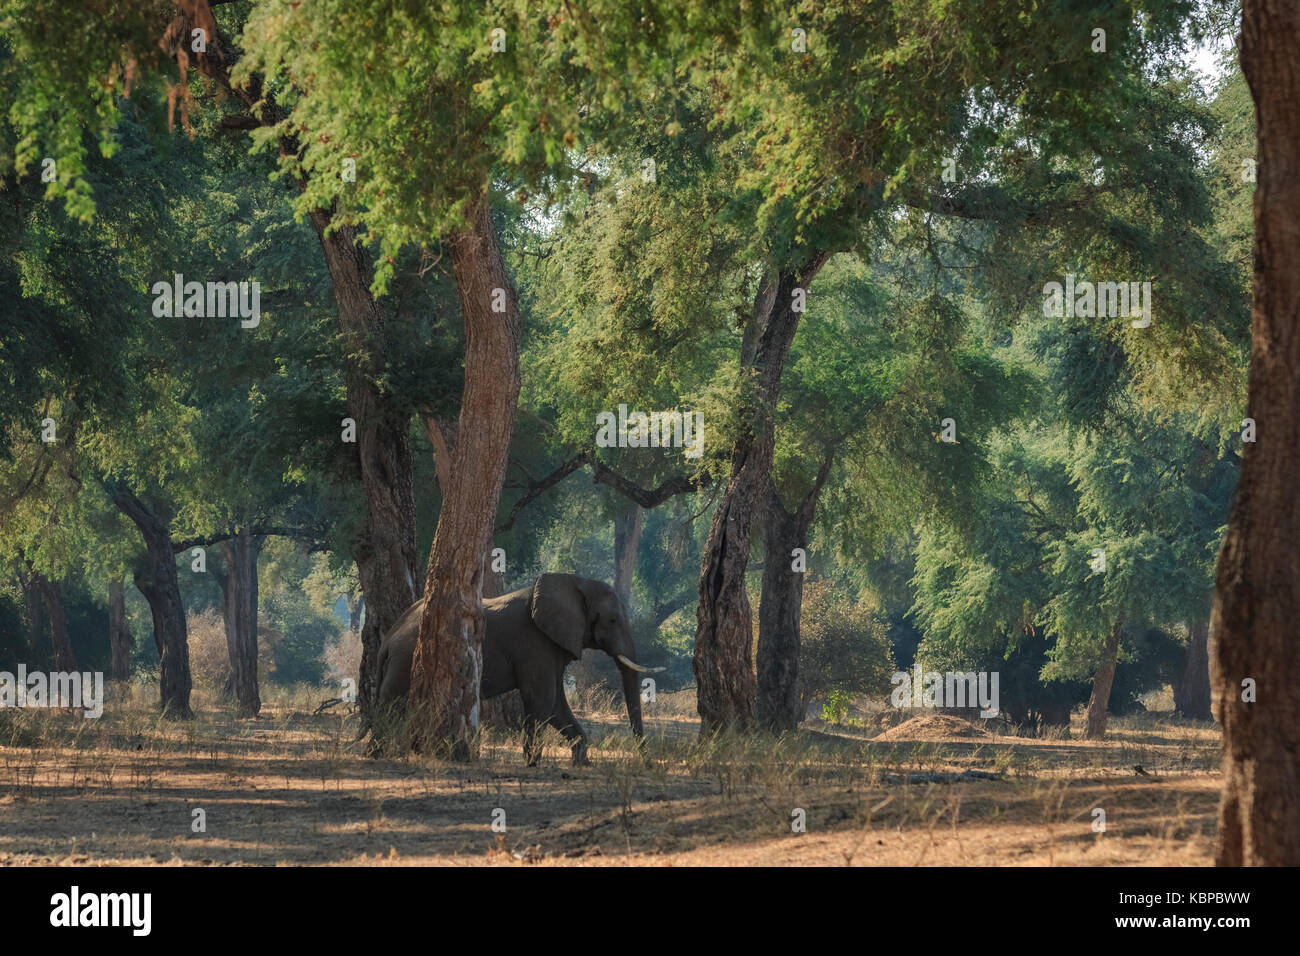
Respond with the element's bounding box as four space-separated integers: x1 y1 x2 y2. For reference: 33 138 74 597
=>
375 573 662 765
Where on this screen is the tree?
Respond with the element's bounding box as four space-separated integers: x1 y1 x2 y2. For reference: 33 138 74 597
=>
0 0 429 722
912 401 1235 740
756 247 1031 731
1210 0 1300 866
680 1 1227 733
234 0 708 753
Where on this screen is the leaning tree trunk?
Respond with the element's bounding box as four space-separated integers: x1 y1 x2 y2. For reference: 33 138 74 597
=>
308 209 419 725
112 489 192 719
1084 620 1123 740
756 456 831 733
409 194 521 758
34 575 77 672
218 530 263 717
108 579 131 683
1210 0 1300 867
423 407 520 731
1173 618 1212 721
694 254 827 734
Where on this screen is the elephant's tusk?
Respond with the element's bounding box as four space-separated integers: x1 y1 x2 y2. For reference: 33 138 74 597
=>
616 655 666 674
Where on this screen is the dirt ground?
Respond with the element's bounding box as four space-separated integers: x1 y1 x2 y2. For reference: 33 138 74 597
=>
0 686 1222 866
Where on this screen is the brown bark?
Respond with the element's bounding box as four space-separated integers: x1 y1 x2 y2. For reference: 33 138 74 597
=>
482 565 507 600
112 489 192 719
218 530 262 717
409 194 522 757
1084 621 1122 740
307 210 418 724
693 254 827 734
425 409 516 729
613 503 644 611
1173 619 1212 721
1210 0 1300 867
756 454 833 732
422 413 455 497
33 575 77 673
108 579 131 683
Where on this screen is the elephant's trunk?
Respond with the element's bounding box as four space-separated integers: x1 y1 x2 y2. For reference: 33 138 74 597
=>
619 664 644 740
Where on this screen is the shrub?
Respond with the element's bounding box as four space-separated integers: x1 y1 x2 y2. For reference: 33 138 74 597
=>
186 609 230 690
798 578 895 714
323 629 362 684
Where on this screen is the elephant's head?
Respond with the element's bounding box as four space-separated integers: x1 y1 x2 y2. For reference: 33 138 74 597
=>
530 573 662 741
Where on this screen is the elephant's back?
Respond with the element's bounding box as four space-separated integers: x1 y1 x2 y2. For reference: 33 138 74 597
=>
484 586 530 611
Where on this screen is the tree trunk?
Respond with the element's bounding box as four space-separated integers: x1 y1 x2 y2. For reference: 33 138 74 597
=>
34 575 77 672
108 579 131 683
756 502 804 732
218 530 262 717
1210 0 1300 867
613 503 643 612
409 194 521 757
211 562 237 702
1173 619 1211 721
425 407 515 731
307 209 418 724
756 456 832 733
112 488 192 719
22 577 42 650
1084 621 1122 740
693 254 827 734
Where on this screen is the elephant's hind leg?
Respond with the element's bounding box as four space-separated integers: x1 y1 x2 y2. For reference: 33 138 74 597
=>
518 680 556 767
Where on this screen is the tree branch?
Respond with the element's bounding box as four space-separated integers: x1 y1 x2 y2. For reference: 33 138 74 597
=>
171 526 324 554
586 454 706 508
494 456 585 533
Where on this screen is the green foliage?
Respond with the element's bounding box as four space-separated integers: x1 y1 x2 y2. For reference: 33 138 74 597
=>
258 540 340 686
821 690 852 725
0 586 26 668
0 1 1249 735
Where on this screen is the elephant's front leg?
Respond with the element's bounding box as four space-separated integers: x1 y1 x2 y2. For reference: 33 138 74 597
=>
551 691 590 767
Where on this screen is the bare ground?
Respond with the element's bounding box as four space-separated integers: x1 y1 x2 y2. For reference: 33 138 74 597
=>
0 686 1222 866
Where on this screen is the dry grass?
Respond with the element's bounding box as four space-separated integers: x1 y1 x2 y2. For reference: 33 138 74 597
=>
0 683 1221 866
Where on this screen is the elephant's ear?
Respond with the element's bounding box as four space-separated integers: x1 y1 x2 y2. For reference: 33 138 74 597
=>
530 573 587 659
